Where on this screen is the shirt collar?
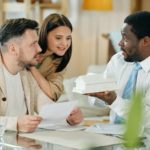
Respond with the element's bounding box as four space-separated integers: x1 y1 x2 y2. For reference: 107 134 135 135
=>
139 56 150 72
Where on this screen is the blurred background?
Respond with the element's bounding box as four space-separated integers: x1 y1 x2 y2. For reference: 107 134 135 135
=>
0 0 150 78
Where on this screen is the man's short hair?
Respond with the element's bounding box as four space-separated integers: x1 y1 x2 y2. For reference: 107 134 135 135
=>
0 18 39 46
124 11 150 39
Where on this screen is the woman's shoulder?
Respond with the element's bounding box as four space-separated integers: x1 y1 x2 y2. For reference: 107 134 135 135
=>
38 56 62 76
43 56 61 64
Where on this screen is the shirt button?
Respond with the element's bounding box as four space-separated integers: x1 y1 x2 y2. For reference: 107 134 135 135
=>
2 97 6 101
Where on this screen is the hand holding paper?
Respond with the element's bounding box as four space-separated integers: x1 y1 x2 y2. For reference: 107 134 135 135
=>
38 101 83 130
67 107 83 125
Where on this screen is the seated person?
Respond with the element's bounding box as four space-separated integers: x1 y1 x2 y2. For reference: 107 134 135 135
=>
88 11 150 130
30 13 73 102
0 18 83 132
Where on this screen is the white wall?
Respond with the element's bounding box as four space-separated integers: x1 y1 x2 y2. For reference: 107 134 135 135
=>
64 0 130 78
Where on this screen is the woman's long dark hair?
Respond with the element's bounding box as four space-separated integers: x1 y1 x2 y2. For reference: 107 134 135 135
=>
39 13 73 72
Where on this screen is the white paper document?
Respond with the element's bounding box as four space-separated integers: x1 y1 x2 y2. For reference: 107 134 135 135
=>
85 123 125 135
73 73 119 94
39 101 78 130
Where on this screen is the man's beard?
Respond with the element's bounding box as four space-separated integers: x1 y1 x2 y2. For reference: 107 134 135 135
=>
18 60 38 70
18 54 38 70
25 64 36 70
17 60 26 71
124 54 142 62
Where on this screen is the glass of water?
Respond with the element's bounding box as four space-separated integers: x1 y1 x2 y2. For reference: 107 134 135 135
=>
0 117 7 138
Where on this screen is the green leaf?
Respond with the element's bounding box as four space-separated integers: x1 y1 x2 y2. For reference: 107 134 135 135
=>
124 91 143 148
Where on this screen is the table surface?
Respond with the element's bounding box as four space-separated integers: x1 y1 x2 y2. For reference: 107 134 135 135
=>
0 129 149 150
0 117 148 150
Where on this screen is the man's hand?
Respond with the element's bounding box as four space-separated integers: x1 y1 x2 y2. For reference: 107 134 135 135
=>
67 107 83 125
17 115 42 133
87 91 117 105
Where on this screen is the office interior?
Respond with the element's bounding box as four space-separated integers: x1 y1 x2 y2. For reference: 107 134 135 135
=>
0 0 150 110
0 0 150 78
0 1 150 149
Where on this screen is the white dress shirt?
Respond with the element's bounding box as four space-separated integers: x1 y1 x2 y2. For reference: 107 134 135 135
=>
104 52 150 129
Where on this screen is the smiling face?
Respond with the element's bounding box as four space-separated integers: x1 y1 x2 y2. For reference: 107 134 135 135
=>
47 26 72 56
119 23 142 62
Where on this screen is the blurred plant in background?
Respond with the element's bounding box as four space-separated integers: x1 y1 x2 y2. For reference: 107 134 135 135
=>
124 91 143 148
88 91 144 150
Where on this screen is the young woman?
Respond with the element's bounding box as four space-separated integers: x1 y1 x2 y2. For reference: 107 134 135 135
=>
30 13 72 101
30 14 83 125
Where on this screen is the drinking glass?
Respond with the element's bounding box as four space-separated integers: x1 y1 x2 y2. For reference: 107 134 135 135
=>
0 117 7 138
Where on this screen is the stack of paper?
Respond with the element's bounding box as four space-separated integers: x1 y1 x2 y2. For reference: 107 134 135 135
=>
73 74 119 94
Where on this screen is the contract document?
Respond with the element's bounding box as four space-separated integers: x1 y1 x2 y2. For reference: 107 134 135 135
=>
38 101 83 130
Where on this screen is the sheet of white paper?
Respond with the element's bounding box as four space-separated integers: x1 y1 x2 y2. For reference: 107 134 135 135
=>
40 123 86 131
39 121 86 131
39 101 78 129
85 123 125 135
57 125 86 131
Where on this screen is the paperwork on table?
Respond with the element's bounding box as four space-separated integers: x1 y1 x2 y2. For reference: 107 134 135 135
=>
38 100 84 130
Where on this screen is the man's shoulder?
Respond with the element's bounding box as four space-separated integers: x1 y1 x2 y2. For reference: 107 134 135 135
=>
20 69 35 82
20 68 31 76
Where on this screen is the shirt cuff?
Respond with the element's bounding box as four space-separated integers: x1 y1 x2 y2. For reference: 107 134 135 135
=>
109 96 130 117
